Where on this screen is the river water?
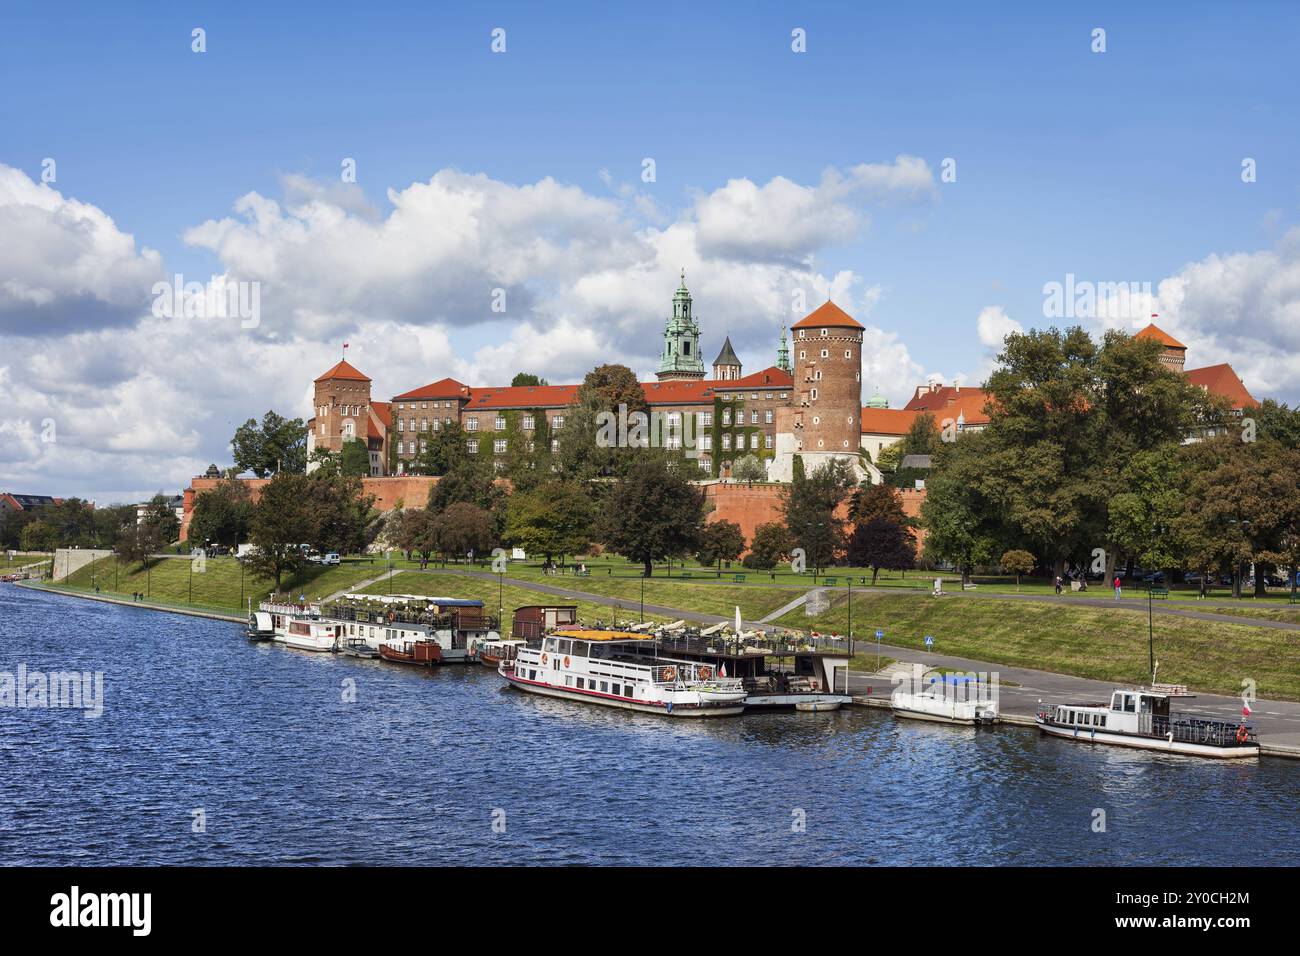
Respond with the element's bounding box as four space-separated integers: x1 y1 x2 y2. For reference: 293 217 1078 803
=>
2 587 1297 866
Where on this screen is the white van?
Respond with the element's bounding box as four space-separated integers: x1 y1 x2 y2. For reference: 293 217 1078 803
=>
320 553 341 566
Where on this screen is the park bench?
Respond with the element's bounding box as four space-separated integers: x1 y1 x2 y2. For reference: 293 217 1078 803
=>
733 573 746 583
680 571 692 579
824 576 837 586
1149 586 1169 599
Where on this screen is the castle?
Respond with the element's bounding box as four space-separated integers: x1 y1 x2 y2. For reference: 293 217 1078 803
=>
305 275 877 484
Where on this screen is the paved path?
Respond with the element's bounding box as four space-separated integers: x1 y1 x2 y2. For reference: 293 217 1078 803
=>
757 590 814 623
322 569 402 602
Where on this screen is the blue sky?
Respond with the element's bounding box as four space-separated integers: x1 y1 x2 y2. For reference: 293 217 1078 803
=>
2 1 1299 499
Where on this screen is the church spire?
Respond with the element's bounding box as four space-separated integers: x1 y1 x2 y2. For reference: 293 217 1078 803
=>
776 324 791 372
657 271 705 380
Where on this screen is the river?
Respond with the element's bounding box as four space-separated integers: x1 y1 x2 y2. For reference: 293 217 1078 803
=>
2 587 1297 865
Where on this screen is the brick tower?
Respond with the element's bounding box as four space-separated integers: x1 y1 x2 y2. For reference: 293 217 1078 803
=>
770 301 876 482
306 358 372 470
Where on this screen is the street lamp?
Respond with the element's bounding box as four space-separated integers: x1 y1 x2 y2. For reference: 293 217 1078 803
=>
640 570 646 624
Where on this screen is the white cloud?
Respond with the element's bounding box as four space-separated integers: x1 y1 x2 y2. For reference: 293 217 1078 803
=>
975 305 1023 349
0 165 163 334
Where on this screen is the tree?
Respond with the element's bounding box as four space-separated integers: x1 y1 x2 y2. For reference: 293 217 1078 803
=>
399 508 441 565
511 372 549 387
246 473 315 588
187 479 255 550
504 480 596 565
999 549 1036 589
695 519 745 572
731 454 767 482
420 421 468 476
744 522 793 570
847 518 916 584
780 458 856 573
428 452 501 514
339 438 371 477
19 520 57 553
232 410 307 477
921 432 1002 586
305 473 377 555
117 520 166 567
601 456 708 576
849 481 911 527
439 502 496 560
889 413 940 489
1107 449 1188 576
140 494 180 547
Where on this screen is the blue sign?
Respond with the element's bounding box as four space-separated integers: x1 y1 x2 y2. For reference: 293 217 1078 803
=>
924 635 934 647
875 630 883 639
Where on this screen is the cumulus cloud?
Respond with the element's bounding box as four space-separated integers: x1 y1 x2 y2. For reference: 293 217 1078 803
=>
0 165 163 335
975 305 1023 349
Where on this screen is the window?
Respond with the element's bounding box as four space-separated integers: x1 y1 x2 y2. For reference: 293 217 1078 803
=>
798 329 806 339
722 409 731 425
494 417 506 431
750 410 759 424
397 419 404 432
465 417 479 431
420 441 427 454
467 439 479 454
812 416 820 425
799 350 806 360
814 371 822 381
765 434 774 449
698 458 710 471
421 418 428 431
810 388 818 400
779 393 787 400
845 350 853 359
522 415 534 430
750 393 758 400
721 434 731 450
408 418 415 431
551 438 560 453
701 411 712 426
750 434 760 450
700 435 712 451
820 349 829 358
432 419 440 431
396 441 404 454
494 439 507 454
765 409 773 424
552 415 565 429
576 678 585 689
820 328 828 336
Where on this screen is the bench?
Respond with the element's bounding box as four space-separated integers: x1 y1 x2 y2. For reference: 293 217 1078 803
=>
733 574 746 583
1149 586 1169 599
680 571 693 579
824 577 837 586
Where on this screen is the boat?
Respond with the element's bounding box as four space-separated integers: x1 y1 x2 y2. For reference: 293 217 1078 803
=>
1035 688 1259 759
279 618 340 652
472 636 526 667
258 598 321 638
338 637 380 659
651 627 853 711
511 604 579 642
499 627 747 717
891 669 998 725
245 610 276 642
378 638 442 666
322 593 500 664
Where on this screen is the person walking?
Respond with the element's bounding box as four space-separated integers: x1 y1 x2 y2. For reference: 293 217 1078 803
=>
1054 574 1062 595
1113 575 1122 600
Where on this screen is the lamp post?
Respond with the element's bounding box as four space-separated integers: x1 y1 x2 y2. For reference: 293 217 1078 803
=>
847 576 852 656
640 570 646 624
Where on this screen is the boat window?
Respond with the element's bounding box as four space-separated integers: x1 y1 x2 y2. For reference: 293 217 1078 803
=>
557 639 571 655
565 676 572 686
576 678 585 689
1111 693 1122 710
572 641 589 657
1068 710 1075 723
624 685 633 697
600 681 609 693
1098 716 1106 727
1124 695 1136 713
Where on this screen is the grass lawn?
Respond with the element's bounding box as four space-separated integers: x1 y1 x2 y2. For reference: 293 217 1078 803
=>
776 590 1300 700
356 572 673 627
55 555 389 613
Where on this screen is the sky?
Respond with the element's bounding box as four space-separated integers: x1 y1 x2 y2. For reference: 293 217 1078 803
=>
3 1 1300 502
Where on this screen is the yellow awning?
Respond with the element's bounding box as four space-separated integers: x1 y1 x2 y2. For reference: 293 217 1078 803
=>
553 628 652 642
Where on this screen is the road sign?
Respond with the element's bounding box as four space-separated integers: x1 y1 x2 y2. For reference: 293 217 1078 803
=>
924 635 934 647
875 629 883 639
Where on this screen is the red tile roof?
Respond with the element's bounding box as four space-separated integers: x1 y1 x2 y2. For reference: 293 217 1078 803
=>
392 377 471 402
1135 323 1186 350
860 407 922 435
792 301 864 331
314 359 371 383
903 385 993 425
465 384 582 411
1184 364 1257 410
370 401 391 428
641 380 716 404
711 366 794 390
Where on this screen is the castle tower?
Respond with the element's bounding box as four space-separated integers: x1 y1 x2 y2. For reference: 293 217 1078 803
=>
656 271 706 381
776 324 792 373
770 301 877 483
1135 321 1187 373
712 336 742 381
306 358 372 471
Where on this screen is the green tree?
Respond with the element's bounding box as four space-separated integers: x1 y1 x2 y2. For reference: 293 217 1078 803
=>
999 548 1036 588
339 438 371 477
232 410 307 477
1107 448 1188 575
504 480 596 565
601 456 708 576
846 518 916 584
744 522 793 571
247 473 315 588
920 432 1002 586
889 413 940 489
187 479 255 550
780 458 856 573
419 421 469 476
731 454 767 482
428 452 501 514
439 502 496 560
511 372 549 387
140 494 180 546
849 481 912 527
19 520 57 553
695 519 746 572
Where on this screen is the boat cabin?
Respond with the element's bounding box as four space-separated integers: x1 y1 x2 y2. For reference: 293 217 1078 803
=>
654 631 850 700
513 605 579 642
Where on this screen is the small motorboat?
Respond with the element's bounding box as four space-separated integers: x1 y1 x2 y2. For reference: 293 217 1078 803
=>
246 611 276 642
892 671 999 725
339 637 379 659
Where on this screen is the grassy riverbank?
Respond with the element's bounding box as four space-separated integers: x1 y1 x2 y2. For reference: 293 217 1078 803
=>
57 555 389 612
775 590 1300 700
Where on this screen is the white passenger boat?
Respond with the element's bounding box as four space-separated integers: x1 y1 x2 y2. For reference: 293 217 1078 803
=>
1036 688 1259 759
258 599 321 638
499 628 747 717
892 671 998 725
322 593 500 664
279 618 341 652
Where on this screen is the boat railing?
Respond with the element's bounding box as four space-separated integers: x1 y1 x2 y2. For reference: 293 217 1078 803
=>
1150 714 1255 747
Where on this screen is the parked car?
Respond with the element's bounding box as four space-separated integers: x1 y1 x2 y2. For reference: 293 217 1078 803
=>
320 553 341 566
1141 571 1165 584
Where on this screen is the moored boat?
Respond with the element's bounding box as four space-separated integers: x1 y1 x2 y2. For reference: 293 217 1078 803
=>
1035 688 1259 759
499 627 747 717
378 638 442 666
279 618 340 652
322 593 499 664
473 636 526 667
891 670 998 725
246 610 275 642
